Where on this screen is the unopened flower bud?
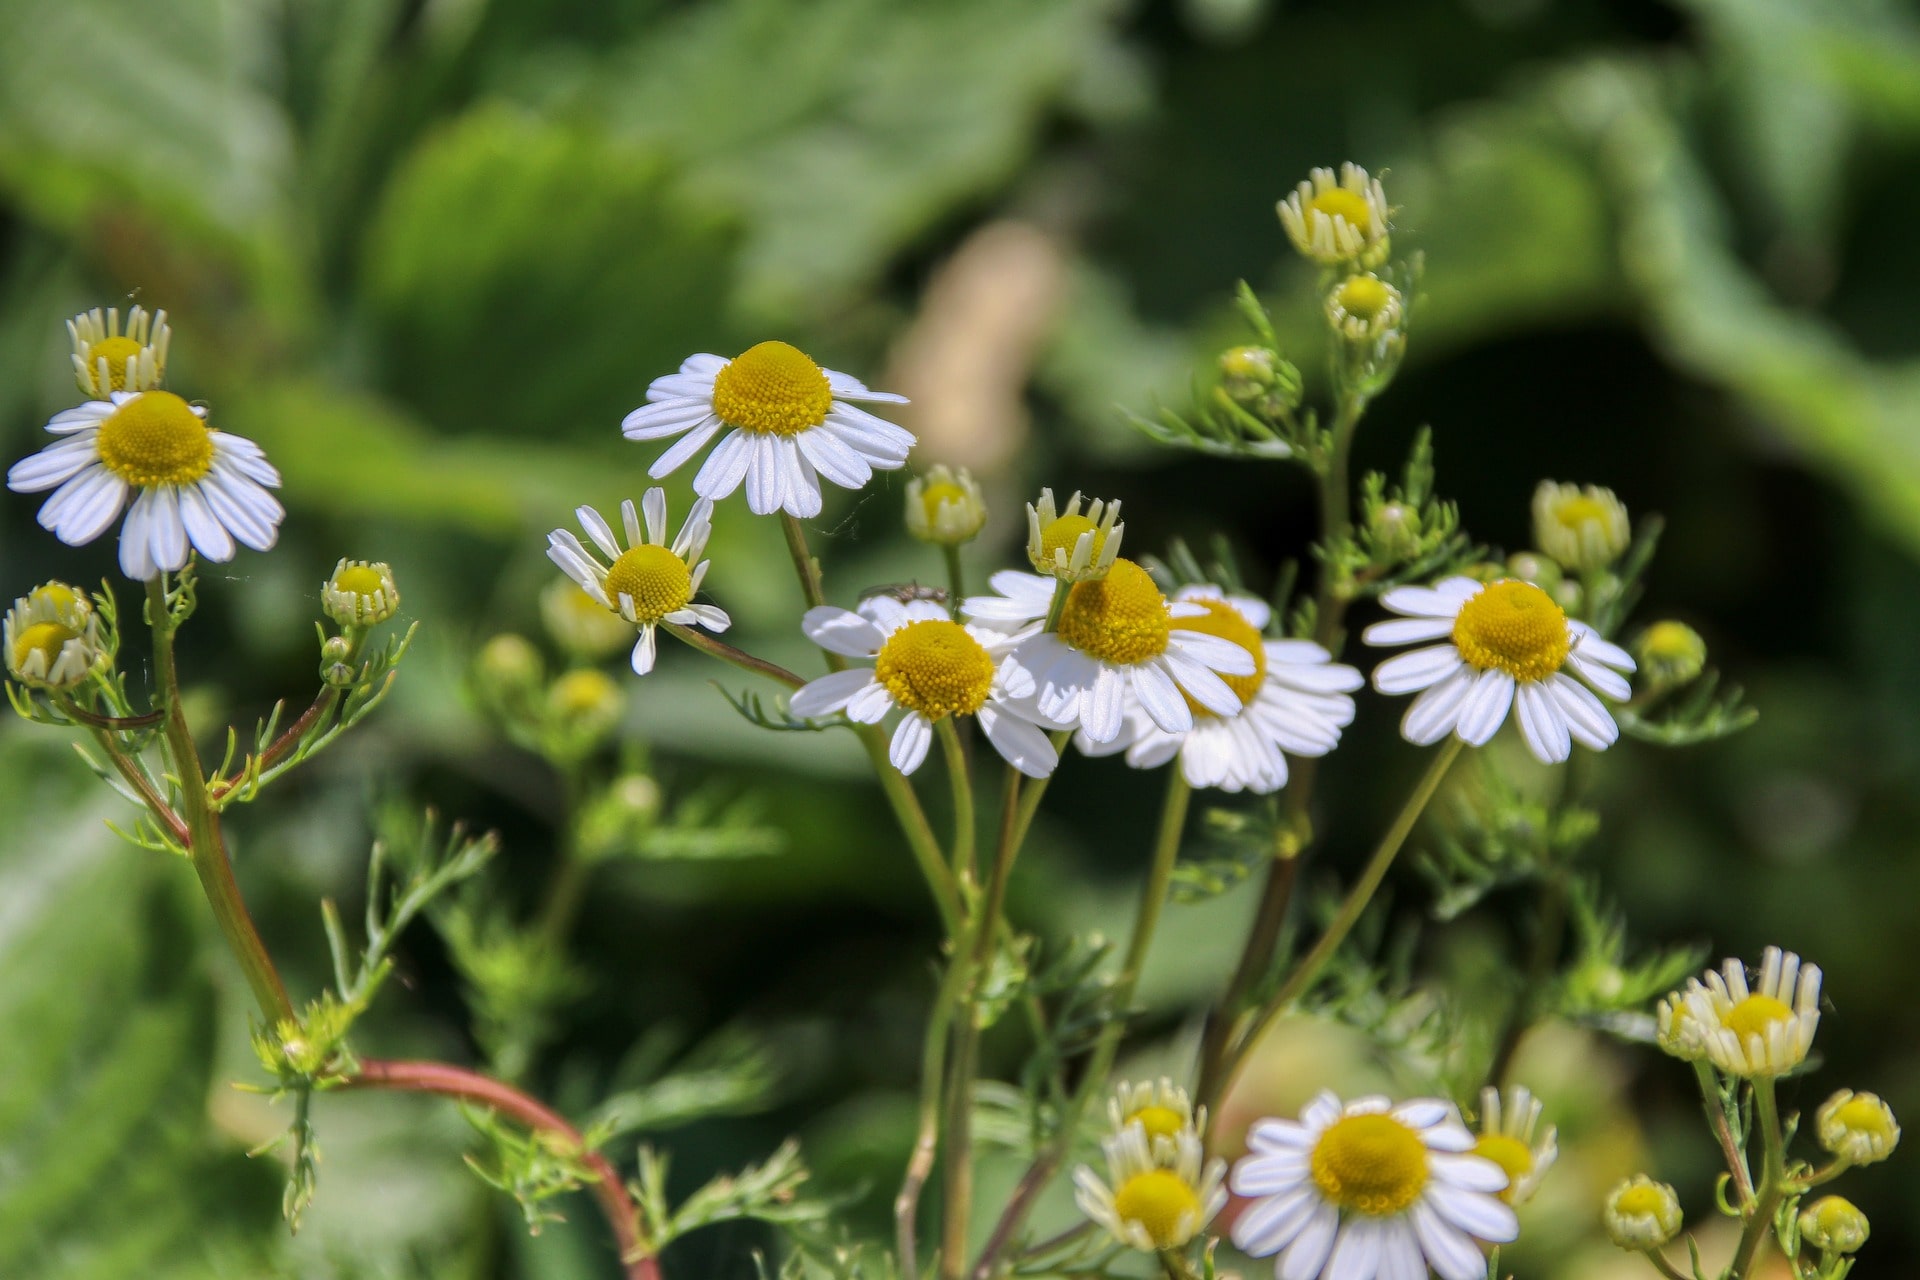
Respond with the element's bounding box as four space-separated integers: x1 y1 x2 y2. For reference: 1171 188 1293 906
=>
1325 273 1404 343
1366 501 1422 562
1603 1175 1682 1250
69 304 170 397
322 559 400 626
1550 578 1583 613
1817 1090 1900 1166
1218 346 1303 413
1655 993 1706 1062
540 578 634 662
577 773 663 861
475 634 544 701
1505 551 1562 591
5 582 105 691
1634 621 1707 690
906 465 988 547
1027 488 1123 583
1799 1196 1869 1254
546 669 623 748
1278 164 1391 267
1533 481 1631 572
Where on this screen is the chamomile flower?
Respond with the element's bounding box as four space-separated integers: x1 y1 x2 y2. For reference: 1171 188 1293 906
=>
1231 1092 1517 1280
1672 946 1821 1079
1325 274 1404 344
965 562 1255 745
546 488 729 676
4 582 105 690
7 390 284 580
1026 488 1123 583
1816 1090 1900 1166
1109 1078 1203 1152
1077 586 1361 793
1471 1086 1558 1207
906 465 987 546
1075 1121 1227 1253
622 342 912 518
322 559 400 626
1532 482 1630 572
1363 576 1635 763
789 598 1056 777
69 305 170 397
1602 1176 1682 1250
1278 164 1391 268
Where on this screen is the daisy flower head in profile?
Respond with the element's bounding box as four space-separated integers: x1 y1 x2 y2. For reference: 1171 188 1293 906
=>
8 389 284 580
1075 1117 1227 1254
546 488 729 676
1231 1091 1518 1280
5 581 106 691
69 304 170 398
1277 164 1391 268
1076 585 1362 793
963 561 1254 745
621 342 912 519
1470 1086 1557 1207
1362 575 1635 763
1670 946 1821 1079
1108 1078 1204 1152
788 596 1056 778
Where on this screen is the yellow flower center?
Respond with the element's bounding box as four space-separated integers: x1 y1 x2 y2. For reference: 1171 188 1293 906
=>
920 481 968 522
709 340 832 436
1171 598 1265 717
1471 1135 1532 1203
1111 1169 1201 1248
1451 580 1570 683
332 565 386 598
1549 495 1612 528
87 335 145 389
1310 187 1373 234
1334 276 1392 320
1039 513 1106 565
1722 993 1794 1041
95 391 213 488
1642 620 1695 660
552 668 620 715
873 619 995 719
1309 1114 1429 1217
32 583 85 614
12 621 79 673
1832 1096 1894 1139
1127 1104 1188 1144
603 545 692 623
1614 1184 1667 1217
1057 560 1170 667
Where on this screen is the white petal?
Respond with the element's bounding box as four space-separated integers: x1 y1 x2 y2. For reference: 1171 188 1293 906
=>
1231 1152 1310 1198
1379 584 1472 618
1548 674 1618 749
8 435 100 491
845 682 895 724
577 505 621 559
1377 1221 1427 1280
989 570 1057 603
43 466 128 544
1568 649 1633 701
802 606 885 657
1171 629 1257 676
1279 1204 1340 1280
890 714 934 773
1373 645 1464 695
689 428 753 496
789 669 876 719
1515 681 1571 763
1131 661 1192 732
201 471 282 550
1391 1100 1451 1129
1079 665 1127 742
1425 1181 1517 1244
1363 615 1457 646
1230 1185 1315 1254
177 483 234 561
686 603 730 632
647 418 726 478
623 398 714 438
795 424 873 489
780 442 823 517
147 487 189 572
1409 1203 1485 1280
1162 649 1239 716
631 626 658 675
636 488 665 544
118 492 156 579
1402 666 1476 744
1327 1217 1382 1280
1247 1118 1315 1152
1428 1153 1509 1195
978 704 1058 778
824 367 908 403
1569 623 1635 671
1456 670 1515 745
964 594 1049 624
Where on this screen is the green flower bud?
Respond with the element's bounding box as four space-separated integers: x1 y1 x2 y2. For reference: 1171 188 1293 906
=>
475 634 545 702
1505 551 1562 591
1368 500 1422 562
1634 621 1707 689
906 465 988 547
1217 345 1303 413
1603 1175 1682 1250
322 559 400 626
546 668 623 750
1532 481 1630 572
1817 1090 1900 1166
540 578 635 663
1799 1196 1869 1254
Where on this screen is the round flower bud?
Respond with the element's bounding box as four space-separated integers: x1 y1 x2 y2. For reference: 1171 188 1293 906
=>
319 635 356 686
906 465 988 547
540 578 635 663
1798 1196 1869 1254
1026 488 1123 583
1217 345 1303 413
1532 481 1631 572
1505 551 1562 592
1634 621 1707 690
1325 273 1404 343
1368 501 1423 562
1655 993 1707 1062
576 773 664 861
1278 164 1391 267
475 634 545 702
546 668 623 749
1817 1090 1900 1166
4 582 106 691
322 559 400 626
1603 1175 1682 1250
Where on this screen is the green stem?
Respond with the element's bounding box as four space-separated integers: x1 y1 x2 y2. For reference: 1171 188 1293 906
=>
1728 1078 1787 1279
1695 1060 1755 1207
1219 737 1464 1105
660 621 803 689
1042 579 1071 632
1641 1247 1689 1280
937 717 977 887
146 576 293 1024
1486 867 1569 1090
897 918 978 1280
781 513 832 627
943 545 967 620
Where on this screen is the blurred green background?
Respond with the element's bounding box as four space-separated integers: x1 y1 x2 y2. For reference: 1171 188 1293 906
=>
4 0 1919 1276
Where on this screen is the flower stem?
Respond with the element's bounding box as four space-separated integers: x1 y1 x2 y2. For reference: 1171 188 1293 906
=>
943 545 967 620
1641 1247 1689 1280
1218 736 1464 1106
660 622 804 689
1728 1077 1787 1279
937 717 977 887
780 512 832 622
146 575 292 1024
1694 1060 1755 1207
343 1058 659 1280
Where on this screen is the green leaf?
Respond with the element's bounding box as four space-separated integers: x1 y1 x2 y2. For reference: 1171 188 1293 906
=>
0 756 280 1276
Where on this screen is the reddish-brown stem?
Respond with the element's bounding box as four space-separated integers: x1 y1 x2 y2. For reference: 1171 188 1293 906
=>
344 1058 660 1280
210 687 339 801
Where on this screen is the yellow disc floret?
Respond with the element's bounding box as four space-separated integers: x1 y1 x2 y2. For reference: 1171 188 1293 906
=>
1614 1182 1667 1218
710 340 833 436
1471 1134 1533 1203
1451 580 1570 683
1171 598 1265 716
12 622 79 675
1309 1114 1429 1217
1058 560 1170 666
603 545 692 623
874 619 995 719
1039 514 1105 566
1127 1105 1188 1145
1333 275 1392 319
87 336 145 390
1723 993 1794 1041
333 565 385 597
1111 1170 1202 1249
95 391 213 488
919 481 968 523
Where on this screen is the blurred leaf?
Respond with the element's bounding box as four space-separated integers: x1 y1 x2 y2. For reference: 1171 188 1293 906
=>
0 757 280 1275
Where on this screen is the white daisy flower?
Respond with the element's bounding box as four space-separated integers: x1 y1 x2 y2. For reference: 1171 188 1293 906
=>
1672 946 1821 1079
322 559 401 627
69 305 170 397
1026 487 1123 583
1075 1120 1227 1253
621 342 912 519
1231 1091 1518 1280
789 597 1056 778
1362 576 1635 763
963 561 1255 745
1277 164 1391 267
7 390 284 581
1109 1078 1204 1153
1076 586 1361 793
546 488 730 676
1470 1086 1557 1207
5 582 105 690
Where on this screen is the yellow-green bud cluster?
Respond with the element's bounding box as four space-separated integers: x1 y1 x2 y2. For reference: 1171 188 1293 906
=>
1602 1175 1682 1250
4 582 105 691
323 559 401 627
905 464 988 547
1216 345 1303 416
475 634 546 702
540 578 635 662
546 668 624 750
